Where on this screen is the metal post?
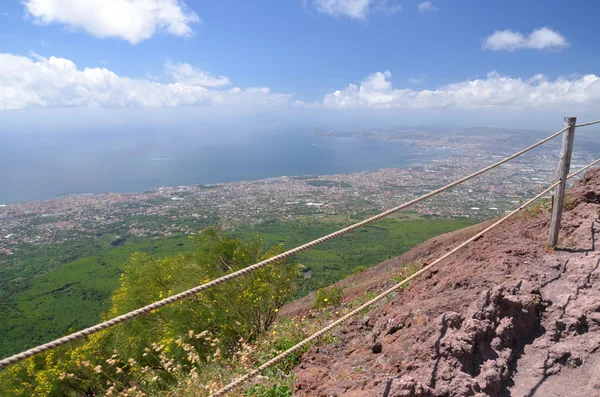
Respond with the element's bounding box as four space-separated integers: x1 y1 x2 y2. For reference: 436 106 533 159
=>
548 116 576 248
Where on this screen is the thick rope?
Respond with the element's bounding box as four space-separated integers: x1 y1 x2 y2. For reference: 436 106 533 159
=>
0 126 568 370
568 158 600 179
210 158 600 396
575 120 600 128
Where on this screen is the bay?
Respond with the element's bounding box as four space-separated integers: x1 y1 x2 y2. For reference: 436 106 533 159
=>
0 128 448 204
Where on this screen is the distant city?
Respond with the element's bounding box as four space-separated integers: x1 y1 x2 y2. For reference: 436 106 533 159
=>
1 126 597 261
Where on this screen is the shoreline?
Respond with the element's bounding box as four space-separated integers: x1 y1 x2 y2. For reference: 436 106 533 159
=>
1 152 452 207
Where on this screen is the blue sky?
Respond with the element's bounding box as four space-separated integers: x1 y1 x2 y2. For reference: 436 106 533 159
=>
1 0 600 127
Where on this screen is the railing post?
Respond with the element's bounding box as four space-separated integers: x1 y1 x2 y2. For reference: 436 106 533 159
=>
548 116 576 248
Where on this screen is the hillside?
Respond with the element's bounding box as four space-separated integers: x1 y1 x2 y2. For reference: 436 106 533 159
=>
0 215 473 358
290 168 600 396
5 170 600 397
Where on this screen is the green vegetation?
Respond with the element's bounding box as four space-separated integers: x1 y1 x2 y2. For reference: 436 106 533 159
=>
524 198 552 218
352 265 367 275
231 215 476 297
0 229 297 397
244 384 292 396
313 286 344 308
524 193 577 219
391 261 422 288
564 195 577 211
0 213 475 359
0 212 475 396
0 236 197 358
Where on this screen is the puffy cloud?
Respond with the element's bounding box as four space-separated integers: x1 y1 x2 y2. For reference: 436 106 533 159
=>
0 53 291 110
165 61 231 87
312 0 399 20
5 52 599 113
321 70 600 109
417 1 438 12
483 27 568 51
23 0 200 44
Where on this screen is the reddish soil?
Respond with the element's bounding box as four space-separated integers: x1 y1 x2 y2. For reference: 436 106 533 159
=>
290 168 600 397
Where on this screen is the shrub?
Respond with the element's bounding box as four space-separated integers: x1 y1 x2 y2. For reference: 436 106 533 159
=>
352 265 367 275
524 198 552 218
313 286 344 309
563 196 576 211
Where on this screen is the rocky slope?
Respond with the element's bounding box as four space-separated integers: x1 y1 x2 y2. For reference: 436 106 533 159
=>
291 168 600 397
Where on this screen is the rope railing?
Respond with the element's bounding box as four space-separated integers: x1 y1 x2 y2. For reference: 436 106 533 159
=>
575 119 600 128
0 125 569 370
209 157 600 397
0 125 570 370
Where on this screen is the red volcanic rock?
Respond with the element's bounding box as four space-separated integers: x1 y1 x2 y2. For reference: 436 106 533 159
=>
290 169 600 397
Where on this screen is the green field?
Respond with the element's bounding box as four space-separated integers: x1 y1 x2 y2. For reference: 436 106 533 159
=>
0 214 475 357
230 215 475 296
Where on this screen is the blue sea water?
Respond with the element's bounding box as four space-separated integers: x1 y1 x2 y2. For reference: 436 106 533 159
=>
0 127 449 204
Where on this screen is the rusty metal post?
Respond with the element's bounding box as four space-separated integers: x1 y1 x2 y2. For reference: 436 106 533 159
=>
548 116 576 248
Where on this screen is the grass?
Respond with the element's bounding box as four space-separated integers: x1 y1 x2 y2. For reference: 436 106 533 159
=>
391 261 422 288
524 194 576 218
525 198 552 218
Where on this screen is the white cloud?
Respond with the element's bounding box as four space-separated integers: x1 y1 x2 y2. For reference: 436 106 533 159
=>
165 61 231 87
312 0 399 20
320 70 600 110
5 52 599 114
373 0 402 15
23 0 200 44
408 77 425 84
0 53 291 110
313 0 370 19
483 27 568 51
417 1 438 12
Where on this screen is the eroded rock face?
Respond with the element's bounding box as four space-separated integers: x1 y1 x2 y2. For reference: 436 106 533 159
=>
292 169 600 397
429 288 544 396
295 287 544 397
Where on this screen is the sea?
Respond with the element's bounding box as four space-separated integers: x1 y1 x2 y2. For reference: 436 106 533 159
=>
0 127 450 204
